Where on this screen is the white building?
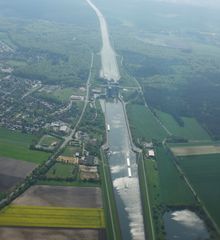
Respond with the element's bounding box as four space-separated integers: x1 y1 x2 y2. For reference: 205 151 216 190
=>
148 149 155 157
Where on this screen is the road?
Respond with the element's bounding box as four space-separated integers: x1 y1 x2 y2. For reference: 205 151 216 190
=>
86 0 120 82
60 52 94 149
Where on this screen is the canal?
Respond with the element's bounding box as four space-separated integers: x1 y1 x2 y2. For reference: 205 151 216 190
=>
101 99 146 240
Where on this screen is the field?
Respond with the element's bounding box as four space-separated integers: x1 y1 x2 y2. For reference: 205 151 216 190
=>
139 146 196 239
37 179 100 187
0 157 36 192
179 154 220 227
0 228 104 240
171 144 220 156
0 128 50 164
39 87 84 103
154 146 195 205
51 87 84 102
13 185 103 208
62 145 82 157
0 205 105 229
46 162 78 179
38 135 60 147
126 104 168 142
155 109 211 141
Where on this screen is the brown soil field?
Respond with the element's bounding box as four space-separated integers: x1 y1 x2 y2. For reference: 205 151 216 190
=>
0 174 22 192
0 157 36 192
170 145 220 156
0 227 106 240
13 185 103 208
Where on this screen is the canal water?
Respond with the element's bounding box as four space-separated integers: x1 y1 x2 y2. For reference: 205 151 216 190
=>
101 100 145 240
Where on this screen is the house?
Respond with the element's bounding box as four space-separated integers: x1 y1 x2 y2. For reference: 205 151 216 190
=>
75 152 80 157
60 125 68 133
148 149 155 158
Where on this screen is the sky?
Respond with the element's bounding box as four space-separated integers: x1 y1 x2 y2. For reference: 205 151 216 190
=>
155 0 220 8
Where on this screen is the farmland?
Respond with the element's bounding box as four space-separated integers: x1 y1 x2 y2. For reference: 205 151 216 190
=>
0 228 103 240
154 109 211 141
38 135 60 147
0 128 50 164
13 185 103 208
0 157 36 193
39 87 84 103
179 154 220 227
153 146 195 206
126 104 168 142
171 144 220 156
62 145 82 157
46 162 78 179
138 146 197 239
0 205 105 229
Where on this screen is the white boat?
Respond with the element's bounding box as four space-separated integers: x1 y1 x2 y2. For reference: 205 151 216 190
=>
107 124 110 131
127 157 131 167
128 167 132 178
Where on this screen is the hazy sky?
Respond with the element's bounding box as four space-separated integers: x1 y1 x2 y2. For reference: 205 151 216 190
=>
155 0 220 8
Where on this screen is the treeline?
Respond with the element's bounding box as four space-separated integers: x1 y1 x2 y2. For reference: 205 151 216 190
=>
121 49 182 78
144 73 220 139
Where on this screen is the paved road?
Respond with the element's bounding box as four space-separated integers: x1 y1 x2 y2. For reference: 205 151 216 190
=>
86 0 120 82
60 53 94 149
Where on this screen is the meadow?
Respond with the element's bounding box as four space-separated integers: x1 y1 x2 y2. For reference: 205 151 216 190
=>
0 128 50 164
139 146 196 239
62 145 82 157
126 104 168 142
154 109 211 141
39 135 60 146
153 146 195 206
0 205 105 229
179 154 220 227
46 162 78 179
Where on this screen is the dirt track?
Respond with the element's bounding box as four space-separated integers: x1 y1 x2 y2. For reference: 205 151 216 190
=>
0 157 36 192
0 227 106 240
13 185 103 208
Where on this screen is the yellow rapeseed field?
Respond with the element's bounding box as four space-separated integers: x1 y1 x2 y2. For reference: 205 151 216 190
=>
0 205 105 229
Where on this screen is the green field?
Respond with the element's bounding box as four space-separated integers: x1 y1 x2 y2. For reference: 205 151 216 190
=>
39 135 60 147
0 128 50 164
37 180 100 187
155 109 211 141
40 87 84 103
154 146 195 205
46 162 78 179
140 146 196 239
62 145 82 157
0 205 105 229
179 154 220 227
126 104 168 142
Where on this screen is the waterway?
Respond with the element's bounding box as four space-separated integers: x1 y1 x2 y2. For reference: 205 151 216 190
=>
101 100 146 240
86 0 120 82
86 0 145 238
